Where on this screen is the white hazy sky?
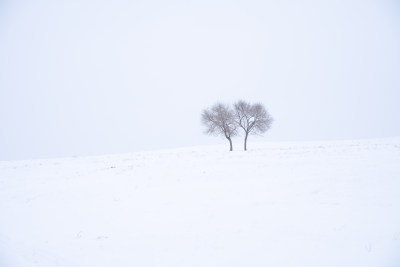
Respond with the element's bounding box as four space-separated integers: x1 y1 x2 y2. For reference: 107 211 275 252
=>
1 0 399 160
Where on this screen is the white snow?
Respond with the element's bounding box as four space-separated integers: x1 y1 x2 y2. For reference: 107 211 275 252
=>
1 138 400 267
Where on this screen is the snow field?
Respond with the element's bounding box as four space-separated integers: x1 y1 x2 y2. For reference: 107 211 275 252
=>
0 138 400 266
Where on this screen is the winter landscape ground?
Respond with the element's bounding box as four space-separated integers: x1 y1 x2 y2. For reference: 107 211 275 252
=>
0 138 399 267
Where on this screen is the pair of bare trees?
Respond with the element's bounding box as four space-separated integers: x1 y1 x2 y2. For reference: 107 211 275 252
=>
201 100 273 151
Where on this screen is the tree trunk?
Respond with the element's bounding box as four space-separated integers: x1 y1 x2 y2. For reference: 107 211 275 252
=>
227 137 233 151
244 133 248 151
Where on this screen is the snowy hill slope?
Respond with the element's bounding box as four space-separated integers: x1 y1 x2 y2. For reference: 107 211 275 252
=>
0 138 400 267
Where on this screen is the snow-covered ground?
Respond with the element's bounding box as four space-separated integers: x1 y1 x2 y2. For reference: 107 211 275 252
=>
0 138 400 267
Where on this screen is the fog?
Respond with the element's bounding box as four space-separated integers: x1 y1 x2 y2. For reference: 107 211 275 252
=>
1 0 399 160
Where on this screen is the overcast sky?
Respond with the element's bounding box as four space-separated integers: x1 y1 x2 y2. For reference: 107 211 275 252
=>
0 0 399 160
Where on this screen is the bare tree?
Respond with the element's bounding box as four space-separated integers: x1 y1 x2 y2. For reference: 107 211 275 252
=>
201 103 237 151
234 100 273 151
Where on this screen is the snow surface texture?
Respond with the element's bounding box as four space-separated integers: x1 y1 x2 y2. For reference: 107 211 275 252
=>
0 138 400 267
